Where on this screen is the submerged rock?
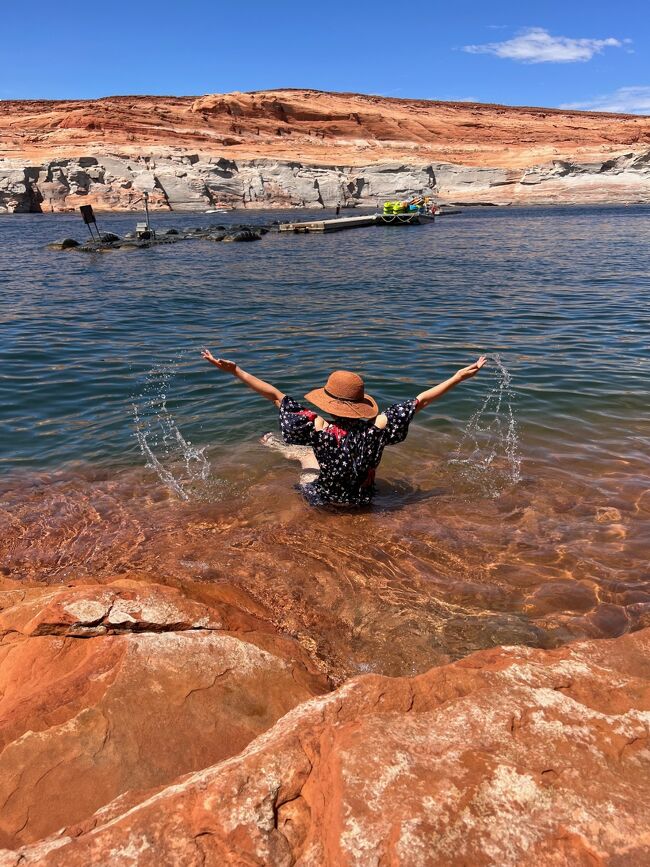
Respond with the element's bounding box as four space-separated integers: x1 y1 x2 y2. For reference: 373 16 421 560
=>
46 238 79 250
223 228 261 242
2 626 649 864
47 223 267 251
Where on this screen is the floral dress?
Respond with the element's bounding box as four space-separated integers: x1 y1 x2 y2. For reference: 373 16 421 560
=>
278 396 418 506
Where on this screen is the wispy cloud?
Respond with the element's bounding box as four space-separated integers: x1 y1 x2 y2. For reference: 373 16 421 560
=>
463 27 628 64
560 86 650 115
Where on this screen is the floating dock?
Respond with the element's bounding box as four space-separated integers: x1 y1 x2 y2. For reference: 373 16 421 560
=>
279 213 422 233
279 214 379 233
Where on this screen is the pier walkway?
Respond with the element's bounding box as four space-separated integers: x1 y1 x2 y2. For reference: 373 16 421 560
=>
278 214 379 233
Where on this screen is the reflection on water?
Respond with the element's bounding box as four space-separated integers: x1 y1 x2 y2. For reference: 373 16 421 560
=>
1 206 649 678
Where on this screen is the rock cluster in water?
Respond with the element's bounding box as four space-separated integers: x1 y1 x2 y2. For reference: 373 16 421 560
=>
2 90 650 212
46 224 267 252
0 577 649 864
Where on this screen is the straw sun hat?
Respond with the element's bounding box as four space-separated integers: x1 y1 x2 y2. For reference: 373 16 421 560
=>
305 370 379 419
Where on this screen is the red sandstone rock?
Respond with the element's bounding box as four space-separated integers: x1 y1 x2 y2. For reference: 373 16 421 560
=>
2 90 650 212
0 583 328 849
2 628 649 865
2 89 649 168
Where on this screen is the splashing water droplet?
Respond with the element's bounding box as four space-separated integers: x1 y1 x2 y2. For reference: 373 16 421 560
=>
448 354 522 498
132 354 216 501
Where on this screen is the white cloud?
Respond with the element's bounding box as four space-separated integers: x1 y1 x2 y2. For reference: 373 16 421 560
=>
463 27 627 64
560 86 650 115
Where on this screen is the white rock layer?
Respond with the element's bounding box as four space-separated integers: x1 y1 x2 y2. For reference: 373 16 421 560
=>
1 151 649 212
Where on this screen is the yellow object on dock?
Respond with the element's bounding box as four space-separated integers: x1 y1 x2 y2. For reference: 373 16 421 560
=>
279 214 379 233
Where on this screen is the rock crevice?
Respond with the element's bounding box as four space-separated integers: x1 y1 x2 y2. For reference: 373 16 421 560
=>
0 582 329 850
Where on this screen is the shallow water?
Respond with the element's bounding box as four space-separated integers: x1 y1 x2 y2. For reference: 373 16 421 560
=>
1 206 649 679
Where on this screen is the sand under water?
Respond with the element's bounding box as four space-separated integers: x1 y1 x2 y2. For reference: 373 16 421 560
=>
1 205 649 683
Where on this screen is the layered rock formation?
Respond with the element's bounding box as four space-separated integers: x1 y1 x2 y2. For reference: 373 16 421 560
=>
1 619 648 865
1 89 649 212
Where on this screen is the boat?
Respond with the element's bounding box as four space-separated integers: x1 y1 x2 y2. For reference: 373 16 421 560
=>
376 212 421 225
379 195 436 222
205 208 229 214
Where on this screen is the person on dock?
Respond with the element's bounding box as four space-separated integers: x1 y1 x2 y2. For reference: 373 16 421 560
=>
201 351 486 506
336 201 341 216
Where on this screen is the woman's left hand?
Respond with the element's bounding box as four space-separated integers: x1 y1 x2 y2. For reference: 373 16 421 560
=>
456 355 487 381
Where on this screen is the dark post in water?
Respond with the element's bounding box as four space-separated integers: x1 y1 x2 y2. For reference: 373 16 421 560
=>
79 204 101 242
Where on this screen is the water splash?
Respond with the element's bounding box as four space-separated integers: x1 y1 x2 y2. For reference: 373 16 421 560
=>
133 357 214 501
448 354 522 497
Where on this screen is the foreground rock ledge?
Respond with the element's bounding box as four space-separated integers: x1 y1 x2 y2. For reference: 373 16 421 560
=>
0 582 328 849
2 626 649 866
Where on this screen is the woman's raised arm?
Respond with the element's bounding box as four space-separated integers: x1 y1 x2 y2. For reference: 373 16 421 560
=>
414 356 487 412
201 350 285 406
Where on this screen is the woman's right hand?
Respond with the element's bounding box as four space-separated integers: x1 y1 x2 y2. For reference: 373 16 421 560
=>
201 350 237 373
455 355 487 381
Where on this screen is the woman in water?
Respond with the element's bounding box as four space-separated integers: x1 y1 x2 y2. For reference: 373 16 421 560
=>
201 350 486 506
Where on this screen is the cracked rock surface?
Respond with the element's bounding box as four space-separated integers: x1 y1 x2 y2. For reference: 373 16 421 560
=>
0 582 328 849
1 623 648 865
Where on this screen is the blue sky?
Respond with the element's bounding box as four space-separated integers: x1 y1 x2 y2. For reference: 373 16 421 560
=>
1 0 648 112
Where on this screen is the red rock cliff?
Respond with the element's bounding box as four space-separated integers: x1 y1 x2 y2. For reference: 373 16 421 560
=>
1 89 650 211
2 89 650 167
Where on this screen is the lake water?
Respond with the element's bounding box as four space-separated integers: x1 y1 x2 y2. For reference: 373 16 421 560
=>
1 206 649 681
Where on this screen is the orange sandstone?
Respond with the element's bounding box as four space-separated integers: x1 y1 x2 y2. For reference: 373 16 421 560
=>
2 90 650 211
1 627 649 865
0 582 328 848
2 89 649 168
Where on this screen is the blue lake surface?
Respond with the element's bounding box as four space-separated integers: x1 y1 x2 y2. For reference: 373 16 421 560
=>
1 205 649 675
1 205 649 471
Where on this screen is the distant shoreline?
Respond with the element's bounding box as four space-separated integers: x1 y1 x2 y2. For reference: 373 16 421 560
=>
3 200 650 216
2 89 649 214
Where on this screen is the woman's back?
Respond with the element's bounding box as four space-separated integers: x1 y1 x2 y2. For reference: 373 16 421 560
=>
279 396 417 506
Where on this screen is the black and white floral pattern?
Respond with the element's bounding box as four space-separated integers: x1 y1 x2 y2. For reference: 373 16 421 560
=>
278 396 417 506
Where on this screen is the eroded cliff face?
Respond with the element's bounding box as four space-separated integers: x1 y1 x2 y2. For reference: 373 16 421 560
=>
1 89 649 211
